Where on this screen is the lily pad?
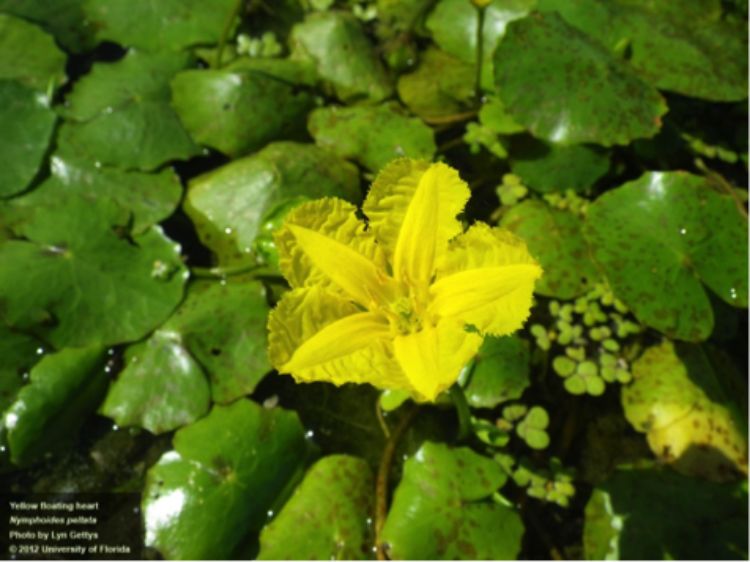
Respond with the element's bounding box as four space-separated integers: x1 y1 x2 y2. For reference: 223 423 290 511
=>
0 14 66 92
84 0 237 52
60 50 200 170
502 200 599 299
622 341 747 481
381 441 523 559
258 455 373 560
538 0 749 102
184 142 359 265
171 68 314 157
0 79 56 198
510 138 610 193
0 197 187 348
494 12 667 146
584 466 748 559
4 346 108 466
398 47 475 121
100 331 210 435
426 0 534 89
584 171 748 341
308 103 436 171
8 149 182 233
290 11 392 102
163 281 271 403
142 400 307 559
0 0 95 52
465 335 530 409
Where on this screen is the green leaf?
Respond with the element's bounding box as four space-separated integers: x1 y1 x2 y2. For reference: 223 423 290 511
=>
501 199 599 299
584 466 748 559
538 0 749 102
516 406 550 450
142 400 307 560
397 47 474 121
465 335 530 409
171 68 314 157
258 455 374 560
0 0 95 52
382 442 523 559
185 142 360 266
308 103 436 172
510 138 610 193
84 0 237 52
621 341 747 481
60 50 200 170
0 198 187 348
494 12 667 146
4 346 108 466
426 0 534 90
0 80 56 198
100 331 210 435
0 14 66 92
9 149 182 233
290 11 392 102
584 171 748 341
163 280 271 403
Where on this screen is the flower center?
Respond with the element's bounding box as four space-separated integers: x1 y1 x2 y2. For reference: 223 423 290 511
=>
381 281 434 336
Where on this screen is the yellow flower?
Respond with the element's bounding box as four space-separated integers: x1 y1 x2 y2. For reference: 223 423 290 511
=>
267 159 542 402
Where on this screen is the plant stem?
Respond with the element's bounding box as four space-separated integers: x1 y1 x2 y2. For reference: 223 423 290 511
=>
214 0 244 69
475 4 486 102
374 405 418 560
449 384 472 441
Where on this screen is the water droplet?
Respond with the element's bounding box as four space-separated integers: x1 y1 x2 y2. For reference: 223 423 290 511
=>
679 228 687 235
266 509 274 519
104 365 111 374
0 446 6 453
112 424 120 431
729 287 738 300
35 347 45 355
94 161 102 168
224 227 233 235
21 372 29 382
304 430 314 439
263 395 279 409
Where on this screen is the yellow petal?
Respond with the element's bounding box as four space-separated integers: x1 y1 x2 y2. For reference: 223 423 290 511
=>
430 223 542 336
275 198 393 307
268 287 410 389
393 320 482 402
363 159 469 278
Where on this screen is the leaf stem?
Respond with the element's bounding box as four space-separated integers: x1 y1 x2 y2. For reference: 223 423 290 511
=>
474 4 486 101
374 405 418 560
214 0 244 69
449 383 472 441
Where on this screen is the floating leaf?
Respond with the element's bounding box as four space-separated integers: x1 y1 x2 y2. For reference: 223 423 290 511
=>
381 441 522 559
185 142 359 265
398 48 474 121
426 0 534 89
0 0 95 52
290 11 392 102
538 0 748 102
465 335 530 409
510 138 610 193
0 198 187 348
584 171 748 341
84 0 237 52
516 406 550 450
171 68 313 157
258 455 373 560
584 466 748 559
308 103 436 171
100 331 210 435
164 281 271 403
4 346 108 466
494 12 666 146
502 200 599 299
142 400 307 559
0 79 56 198
60 50 200 170
9 149 182 233
0 14 66 92
622 341 747 481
